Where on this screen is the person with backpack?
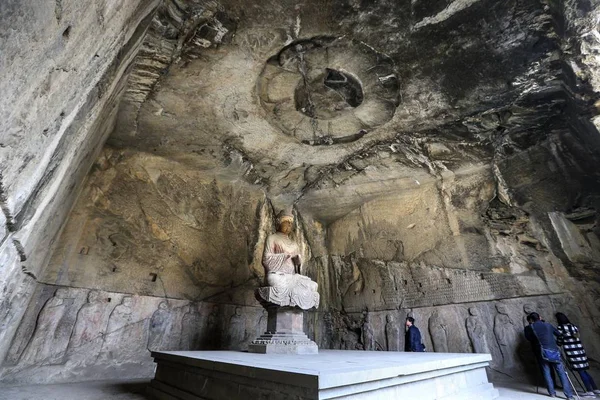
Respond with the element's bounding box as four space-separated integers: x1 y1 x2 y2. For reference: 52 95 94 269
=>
556 312 600 397
525 312 575 400
405 317 425 352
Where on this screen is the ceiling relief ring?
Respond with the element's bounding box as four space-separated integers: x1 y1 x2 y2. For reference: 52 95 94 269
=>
257 36 400 146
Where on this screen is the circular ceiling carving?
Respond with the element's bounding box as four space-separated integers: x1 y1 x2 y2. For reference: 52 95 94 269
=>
257 36 400 146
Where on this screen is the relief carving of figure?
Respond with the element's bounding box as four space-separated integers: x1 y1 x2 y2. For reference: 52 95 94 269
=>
67 290 109 352
148 301 172 351
466 307 489 354
494 303 517 365
178 305 192 349
180 303 203 350
256 309 268 337
19 288 70 365
429 311 449 353
0 280 32 343
206 304 222 349
107 296 133 335
256 212 319 310
100 295 150 362
362 312 376 351
225 307 246 350
340 314 361 350
385 314 401 351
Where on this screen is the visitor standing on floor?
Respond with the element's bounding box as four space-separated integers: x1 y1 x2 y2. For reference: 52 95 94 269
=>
405 317 425 352
556 312 600 397
524 312 576 400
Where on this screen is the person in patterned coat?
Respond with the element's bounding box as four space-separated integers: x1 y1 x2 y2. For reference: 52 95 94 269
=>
556 312 600 397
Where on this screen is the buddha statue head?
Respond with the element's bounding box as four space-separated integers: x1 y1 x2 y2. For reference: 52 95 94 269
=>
277 211 294 235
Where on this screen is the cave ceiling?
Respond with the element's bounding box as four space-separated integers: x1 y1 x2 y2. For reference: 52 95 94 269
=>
108 0 588 221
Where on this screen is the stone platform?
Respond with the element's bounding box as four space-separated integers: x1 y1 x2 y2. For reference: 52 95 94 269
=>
147 350 499 400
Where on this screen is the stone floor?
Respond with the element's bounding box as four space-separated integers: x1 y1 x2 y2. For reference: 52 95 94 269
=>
0 379 150 400
0 379 586 400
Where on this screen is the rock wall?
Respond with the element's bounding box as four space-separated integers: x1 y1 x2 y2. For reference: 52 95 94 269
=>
5 142 599 385
313 293 600 383
0 284 266 385
40 148 269 304
2 0 600 388
0 0 160 362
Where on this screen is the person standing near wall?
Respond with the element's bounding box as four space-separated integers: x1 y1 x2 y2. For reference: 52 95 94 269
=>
524 312 575 400
405 317 425 352
556 312 600 397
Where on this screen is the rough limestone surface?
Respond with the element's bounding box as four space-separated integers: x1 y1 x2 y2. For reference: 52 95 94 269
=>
0 0 160 364
2 0 600 387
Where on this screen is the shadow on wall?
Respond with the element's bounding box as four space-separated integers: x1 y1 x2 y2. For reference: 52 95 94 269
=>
0 285 266 385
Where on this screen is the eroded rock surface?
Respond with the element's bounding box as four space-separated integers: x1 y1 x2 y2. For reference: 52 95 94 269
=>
0 0 160 363
2 0 600 387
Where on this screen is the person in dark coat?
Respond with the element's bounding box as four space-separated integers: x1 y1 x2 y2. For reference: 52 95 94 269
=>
404 317 425 352
524 312 575 400
556 312 600 396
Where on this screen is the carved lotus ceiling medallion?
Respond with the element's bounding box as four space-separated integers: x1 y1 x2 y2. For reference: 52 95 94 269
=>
257 36 400 146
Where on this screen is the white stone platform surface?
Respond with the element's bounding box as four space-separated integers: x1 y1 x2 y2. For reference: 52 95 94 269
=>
148 350 500 400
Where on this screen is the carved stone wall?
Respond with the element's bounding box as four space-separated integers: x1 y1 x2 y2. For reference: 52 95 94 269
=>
0 284 266 385
40 148 270 304
0 0 160 363
312 294 600 383
2 0 600 388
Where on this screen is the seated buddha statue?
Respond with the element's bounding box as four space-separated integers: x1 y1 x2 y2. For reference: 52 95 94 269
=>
256 212 319 310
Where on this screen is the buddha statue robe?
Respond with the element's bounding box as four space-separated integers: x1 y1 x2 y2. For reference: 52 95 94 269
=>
257 232 320 310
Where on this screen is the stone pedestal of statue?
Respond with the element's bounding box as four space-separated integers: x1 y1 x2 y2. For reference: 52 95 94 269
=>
248 301 318 355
